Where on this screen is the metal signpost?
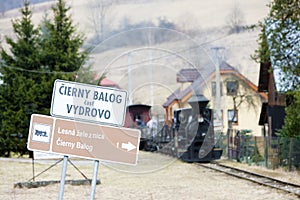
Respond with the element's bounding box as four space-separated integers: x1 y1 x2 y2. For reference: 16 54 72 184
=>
27 80 139 199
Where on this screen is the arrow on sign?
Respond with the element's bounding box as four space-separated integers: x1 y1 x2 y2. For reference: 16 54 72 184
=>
121 142 136 152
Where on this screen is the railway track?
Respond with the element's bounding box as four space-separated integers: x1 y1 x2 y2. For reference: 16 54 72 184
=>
198 162 300 197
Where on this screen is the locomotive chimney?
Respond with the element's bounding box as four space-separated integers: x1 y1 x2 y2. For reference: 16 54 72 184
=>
188 89 209 116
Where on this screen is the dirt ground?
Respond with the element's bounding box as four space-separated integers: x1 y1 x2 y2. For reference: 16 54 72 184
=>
0 152 299 200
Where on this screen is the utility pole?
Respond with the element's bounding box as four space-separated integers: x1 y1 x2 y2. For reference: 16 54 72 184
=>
128 52 133 105
148 29 154 107
211 47 225 127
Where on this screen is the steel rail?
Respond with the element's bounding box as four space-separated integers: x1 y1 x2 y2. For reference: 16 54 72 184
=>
197 162 300 197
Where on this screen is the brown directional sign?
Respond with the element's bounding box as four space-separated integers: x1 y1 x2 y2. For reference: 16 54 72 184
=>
28 114 141 165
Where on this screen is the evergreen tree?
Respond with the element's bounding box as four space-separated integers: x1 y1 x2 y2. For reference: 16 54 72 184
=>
267 1 300 137
0 0 90 156
280 91 300 138
37 0 90 125
266 0 299 89
254 0 299 83
0 0 42 156
40 0 87 73
38 0 89 112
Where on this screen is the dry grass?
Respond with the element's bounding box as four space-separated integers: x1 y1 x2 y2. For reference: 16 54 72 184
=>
0 158 94 199
1 153 300 200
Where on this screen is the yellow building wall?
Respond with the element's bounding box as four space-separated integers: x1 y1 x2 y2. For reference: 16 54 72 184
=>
200 74 263 136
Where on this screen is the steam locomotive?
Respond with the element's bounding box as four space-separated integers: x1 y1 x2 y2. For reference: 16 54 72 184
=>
172 107 223 162
124 94 222 162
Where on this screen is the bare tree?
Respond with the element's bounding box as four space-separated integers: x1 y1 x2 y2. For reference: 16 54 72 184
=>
176 12 201 36
226 1 245 34
226 79 257 129
88 0 114 43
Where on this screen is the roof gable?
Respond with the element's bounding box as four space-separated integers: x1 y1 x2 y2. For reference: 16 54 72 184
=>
164 62 266 107
176 61 237 84
258 61 271 92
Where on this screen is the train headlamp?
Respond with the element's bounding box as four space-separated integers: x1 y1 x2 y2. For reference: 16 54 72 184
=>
198 116 204 123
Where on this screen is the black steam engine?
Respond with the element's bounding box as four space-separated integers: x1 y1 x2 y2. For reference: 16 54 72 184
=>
174 93 222 162
125 93 222 162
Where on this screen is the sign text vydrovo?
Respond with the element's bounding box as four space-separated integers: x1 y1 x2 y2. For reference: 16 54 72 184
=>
51 80 127 126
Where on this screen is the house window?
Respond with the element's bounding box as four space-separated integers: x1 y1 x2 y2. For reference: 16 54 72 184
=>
211 81 223 96
228 109 238 124
226 81 238 96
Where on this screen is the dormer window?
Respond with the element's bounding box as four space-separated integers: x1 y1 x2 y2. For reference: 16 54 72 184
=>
226 81 238 96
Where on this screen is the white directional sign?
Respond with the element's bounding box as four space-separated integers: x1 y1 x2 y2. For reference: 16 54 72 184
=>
28 114 141 165
51 80 127 126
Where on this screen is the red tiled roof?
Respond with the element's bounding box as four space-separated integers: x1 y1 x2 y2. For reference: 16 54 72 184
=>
100 78 120 88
